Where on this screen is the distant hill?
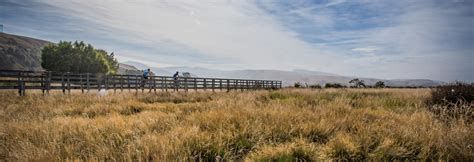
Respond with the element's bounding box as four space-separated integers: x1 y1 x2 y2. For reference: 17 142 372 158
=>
123 62 444 87
122 61 171 75
117 63 141 75
0 33 51 71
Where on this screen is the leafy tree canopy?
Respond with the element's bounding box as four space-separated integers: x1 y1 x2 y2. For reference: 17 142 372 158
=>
41 41 118 74
375 81 386 88
349 78 366 88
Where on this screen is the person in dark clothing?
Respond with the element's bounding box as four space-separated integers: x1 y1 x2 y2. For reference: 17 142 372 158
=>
142 68 151 87
143 68 151 79
173 71 179 91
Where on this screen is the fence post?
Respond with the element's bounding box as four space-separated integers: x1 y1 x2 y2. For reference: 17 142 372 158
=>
194 78 197 92
153 77 157 93
47 71 52 95
235 80 238 91
240 80 243 91
97 74 101 92
113 75 116 93
250 80 253 90
203 78 206 91
165 77 168 92
127 75 130 92
61 73 65 94
105 74 109 91
79 74 84 94
86 73 90 93
120 75 124 92
184 78 188 93
161 77 165 92
136 75 139 93
246 80 249 90
17 71 22 96
40 72 45 95
148 76 152 93
67 72 71 94
210 79 214 92
219 79 222 91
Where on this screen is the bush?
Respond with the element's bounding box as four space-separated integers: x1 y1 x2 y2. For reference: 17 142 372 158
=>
428 82 474 106
41 41 118 74
309 84 322 89
294 82 303 88
374 81 385 88
427 82 474 122
325 83 346 88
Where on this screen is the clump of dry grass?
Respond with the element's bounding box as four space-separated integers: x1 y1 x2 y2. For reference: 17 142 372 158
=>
0 89 472 160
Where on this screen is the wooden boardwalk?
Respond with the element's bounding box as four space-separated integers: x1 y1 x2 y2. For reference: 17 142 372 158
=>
0 69 282 96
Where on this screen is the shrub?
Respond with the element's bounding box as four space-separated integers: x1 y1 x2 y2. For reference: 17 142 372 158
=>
427 82 474 122
349 78 366 88
294 82 303 88
374 81 385 88
41 41 118 74
325 83 346 88
428 82 473 106
309 84 322 89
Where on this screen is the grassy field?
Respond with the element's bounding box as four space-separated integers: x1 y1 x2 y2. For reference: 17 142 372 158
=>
0 88 472 160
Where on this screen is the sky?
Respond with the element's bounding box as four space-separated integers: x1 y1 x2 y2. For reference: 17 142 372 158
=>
0 0 473 81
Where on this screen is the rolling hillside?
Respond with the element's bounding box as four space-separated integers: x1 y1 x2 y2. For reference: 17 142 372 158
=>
0 32 51 70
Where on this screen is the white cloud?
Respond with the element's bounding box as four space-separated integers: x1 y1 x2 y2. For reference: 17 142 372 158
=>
325 0 347 7
36 0 338 71
351 46 378 53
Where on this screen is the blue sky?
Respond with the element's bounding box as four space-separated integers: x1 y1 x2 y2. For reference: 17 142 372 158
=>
1 0 473 81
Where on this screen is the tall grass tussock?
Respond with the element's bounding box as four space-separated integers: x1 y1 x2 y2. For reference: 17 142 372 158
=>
0 88 472 160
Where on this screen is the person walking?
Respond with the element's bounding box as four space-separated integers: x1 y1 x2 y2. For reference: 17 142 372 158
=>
173 71 179 91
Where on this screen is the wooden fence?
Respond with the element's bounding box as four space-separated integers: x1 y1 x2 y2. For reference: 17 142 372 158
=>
0 70 282 96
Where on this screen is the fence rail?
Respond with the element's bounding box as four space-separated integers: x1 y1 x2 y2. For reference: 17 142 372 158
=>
0 69 282 96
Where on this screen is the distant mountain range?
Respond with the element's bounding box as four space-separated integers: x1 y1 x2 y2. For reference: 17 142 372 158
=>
0 33 444 87
122 61 444 87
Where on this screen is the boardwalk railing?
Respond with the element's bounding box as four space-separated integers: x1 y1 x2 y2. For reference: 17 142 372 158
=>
0 69 282 96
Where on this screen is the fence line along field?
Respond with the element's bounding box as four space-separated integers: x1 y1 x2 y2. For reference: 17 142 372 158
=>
0 88 472 160
0 69 282 96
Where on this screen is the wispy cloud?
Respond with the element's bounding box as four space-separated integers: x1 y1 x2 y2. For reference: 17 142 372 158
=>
257 0 473 81
352 46 378 53
0 0 472 81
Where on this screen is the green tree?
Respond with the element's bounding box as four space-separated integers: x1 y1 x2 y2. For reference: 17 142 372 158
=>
349 78 366 88
41 41 118 74
374 81 385 88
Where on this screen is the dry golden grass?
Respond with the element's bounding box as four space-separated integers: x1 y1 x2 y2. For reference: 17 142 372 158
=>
0 88 472 160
